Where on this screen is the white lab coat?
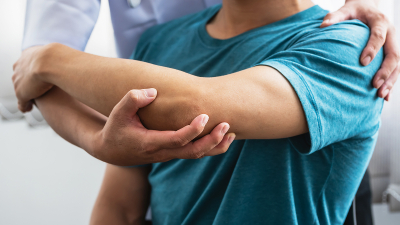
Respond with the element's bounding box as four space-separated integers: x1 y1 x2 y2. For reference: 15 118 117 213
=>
23 0 221 58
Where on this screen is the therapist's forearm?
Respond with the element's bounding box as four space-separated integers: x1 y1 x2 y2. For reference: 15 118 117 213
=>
35 87 106 156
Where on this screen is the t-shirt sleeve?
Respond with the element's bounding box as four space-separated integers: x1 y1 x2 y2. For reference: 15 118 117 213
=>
257 21 384 154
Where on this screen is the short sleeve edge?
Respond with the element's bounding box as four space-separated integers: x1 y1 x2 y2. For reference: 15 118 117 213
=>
255 60 323 154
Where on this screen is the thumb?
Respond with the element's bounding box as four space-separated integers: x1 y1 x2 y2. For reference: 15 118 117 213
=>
114 88 157 116
320 9 350 28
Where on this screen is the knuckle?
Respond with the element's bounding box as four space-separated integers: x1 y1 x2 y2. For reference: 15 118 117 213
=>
153 152 169 163
372 12 387 22
171 135 189 147
192 124 204 135
393 51 400 62
396 63 400 73
380 69 391 79
214 146 227 155
384 81 394 89
377 13 386 20
143 143 157 154
189 148 204 159
210 135 222 146
372 29 385 42
127 90 139 101
141 89 149 98
141 139 157 154
386 81 393 90
218 147 229 155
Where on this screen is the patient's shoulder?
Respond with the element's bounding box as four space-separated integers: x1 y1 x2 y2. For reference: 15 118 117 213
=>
290 19 382 69
301 19 372 51
322 19 370 42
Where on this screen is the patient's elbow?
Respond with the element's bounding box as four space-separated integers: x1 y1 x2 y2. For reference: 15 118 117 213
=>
137 91 205 133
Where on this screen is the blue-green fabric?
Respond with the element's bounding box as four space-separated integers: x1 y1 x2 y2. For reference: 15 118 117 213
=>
132 5 384 225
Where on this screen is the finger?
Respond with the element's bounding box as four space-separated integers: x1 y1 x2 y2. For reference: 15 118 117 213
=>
13 61 17 71
112 88 157 117
378 63 400 99
18 101 33 113
372 28 400 88
143 114 209 150
384 90 391 101
173 122 230 159
204 133 236 156
153 123 230 162
373 53 399 89
320 9 351 28
360 19 389 66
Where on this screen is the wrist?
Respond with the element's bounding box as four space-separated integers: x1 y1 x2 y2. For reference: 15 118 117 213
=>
34 43 64 83
85 129 106 161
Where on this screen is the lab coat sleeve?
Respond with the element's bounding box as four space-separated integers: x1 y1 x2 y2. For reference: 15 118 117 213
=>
22 0 101 51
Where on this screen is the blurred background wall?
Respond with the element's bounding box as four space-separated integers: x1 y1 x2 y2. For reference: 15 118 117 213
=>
0 0 399 224
0 1 114 224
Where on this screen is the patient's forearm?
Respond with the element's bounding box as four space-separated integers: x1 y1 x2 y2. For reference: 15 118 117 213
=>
35 87 106 155
37 43 307 139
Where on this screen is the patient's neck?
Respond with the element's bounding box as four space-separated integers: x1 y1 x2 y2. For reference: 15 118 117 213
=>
207 0 314 39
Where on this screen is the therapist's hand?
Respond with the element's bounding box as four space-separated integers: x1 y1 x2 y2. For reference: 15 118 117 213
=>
321 0 400 101
13 45 53 112
93 89 235 166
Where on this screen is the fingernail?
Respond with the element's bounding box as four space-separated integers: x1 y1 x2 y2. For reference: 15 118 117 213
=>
221 124 229 134
382 88 389 97
323 19 329 24
201 115 209 127
228 134 235 144
362 56 371 66
376 79 384 88
143 88 157 98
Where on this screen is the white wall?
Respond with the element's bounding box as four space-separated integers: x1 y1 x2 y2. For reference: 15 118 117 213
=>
0 119 105 225
0 1 26 97
0 1 113 224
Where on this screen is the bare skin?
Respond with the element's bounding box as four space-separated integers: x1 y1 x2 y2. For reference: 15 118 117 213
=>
321 0 400 101
89 165 151 225
14 43 308 140
86 1 398 223
11 0 398 223
12 2 315 140
36 87 235 165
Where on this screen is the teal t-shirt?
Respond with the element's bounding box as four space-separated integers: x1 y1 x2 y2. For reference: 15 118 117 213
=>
133 5 384 225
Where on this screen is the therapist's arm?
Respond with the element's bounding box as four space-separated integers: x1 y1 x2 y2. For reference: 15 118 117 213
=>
34 87 106 156
34 86 234 165
321 0 399 101
14 43 307 140
23 0 100 51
